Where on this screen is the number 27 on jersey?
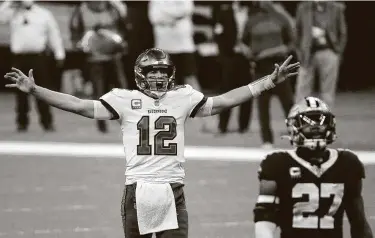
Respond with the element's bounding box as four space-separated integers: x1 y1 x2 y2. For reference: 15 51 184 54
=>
292 183 344 229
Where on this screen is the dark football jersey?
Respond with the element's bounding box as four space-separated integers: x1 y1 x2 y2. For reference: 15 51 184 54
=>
258 148 365 238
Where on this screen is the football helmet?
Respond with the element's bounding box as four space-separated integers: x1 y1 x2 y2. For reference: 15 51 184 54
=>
134 48 176 99
286 97 336 150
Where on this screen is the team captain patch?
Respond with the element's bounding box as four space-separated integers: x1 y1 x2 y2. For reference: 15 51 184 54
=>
131 99 142 109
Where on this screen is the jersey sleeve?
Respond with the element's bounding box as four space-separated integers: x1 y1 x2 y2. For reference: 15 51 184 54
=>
186 84 208 118
99 88 124 120
342 149 366 179
257 153 282 181
341 149 365 199
254 153 282 224
93 100 113 120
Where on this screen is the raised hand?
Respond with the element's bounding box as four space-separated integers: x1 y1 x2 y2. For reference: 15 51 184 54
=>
4 68 36 93
270 55 300 84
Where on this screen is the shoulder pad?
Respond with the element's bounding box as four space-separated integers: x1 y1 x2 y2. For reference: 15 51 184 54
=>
170 85 187 91
337 149 365 179
169 84 193 96
258 151 289 181
110 88 133 97
267 151 292 160
337 148 359 160
337 148 354 153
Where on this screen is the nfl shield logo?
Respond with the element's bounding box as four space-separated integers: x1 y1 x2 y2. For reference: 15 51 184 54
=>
131 99 142 109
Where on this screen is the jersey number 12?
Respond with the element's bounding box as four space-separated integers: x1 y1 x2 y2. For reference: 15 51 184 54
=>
137 116 177 156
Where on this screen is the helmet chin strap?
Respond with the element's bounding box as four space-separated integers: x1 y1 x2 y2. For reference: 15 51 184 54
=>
296 141 329 166
303 139 327 150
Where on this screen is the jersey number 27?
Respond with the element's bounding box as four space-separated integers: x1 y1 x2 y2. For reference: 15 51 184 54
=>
292 183 344 229
137 116 177 156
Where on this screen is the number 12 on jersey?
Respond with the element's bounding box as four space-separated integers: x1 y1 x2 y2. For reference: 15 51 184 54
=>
137 116 178 156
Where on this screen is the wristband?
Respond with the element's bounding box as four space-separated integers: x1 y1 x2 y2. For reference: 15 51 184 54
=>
247 75 275 97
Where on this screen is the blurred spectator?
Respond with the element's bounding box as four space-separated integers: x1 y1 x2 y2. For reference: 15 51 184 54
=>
149 0 208 131
0 0 65 132
148 0 201 90
242 1 295 148
212 1 253 134
294 1 347 107
123 1 154 90
69 1 127 133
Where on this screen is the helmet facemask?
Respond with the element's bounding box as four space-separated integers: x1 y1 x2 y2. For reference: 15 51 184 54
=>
286 110 337 150
135 65 175 99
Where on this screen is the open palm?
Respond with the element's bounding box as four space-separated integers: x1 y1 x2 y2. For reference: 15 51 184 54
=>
4 68 36 93
270 55 300 84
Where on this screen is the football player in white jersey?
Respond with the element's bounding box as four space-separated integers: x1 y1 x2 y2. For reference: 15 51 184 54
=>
4 48 299 238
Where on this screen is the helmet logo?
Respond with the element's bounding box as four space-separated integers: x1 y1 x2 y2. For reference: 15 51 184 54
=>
305 97 319 108
141 56 148 62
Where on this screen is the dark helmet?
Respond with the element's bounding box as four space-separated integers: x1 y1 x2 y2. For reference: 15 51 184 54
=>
134 48 176 99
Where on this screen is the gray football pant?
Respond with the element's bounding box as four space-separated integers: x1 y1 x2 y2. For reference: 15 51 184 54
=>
295 49 340 107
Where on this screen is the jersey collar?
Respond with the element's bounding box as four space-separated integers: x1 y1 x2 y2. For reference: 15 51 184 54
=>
287 149 338 178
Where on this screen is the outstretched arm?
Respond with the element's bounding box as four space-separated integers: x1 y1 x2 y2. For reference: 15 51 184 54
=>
4 68 107 119
209 55 299 116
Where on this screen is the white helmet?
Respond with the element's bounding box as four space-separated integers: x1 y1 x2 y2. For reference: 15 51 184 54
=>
286 97 337 150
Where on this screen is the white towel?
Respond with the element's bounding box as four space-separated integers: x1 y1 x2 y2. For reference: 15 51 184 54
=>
135 182 179 235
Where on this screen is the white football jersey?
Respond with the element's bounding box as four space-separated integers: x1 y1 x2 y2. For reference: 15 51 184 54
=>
100 85 206 185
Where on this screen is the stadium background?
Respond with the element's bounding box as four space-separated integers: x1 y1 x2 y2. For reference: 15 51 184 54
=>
0 1 374 238
0 1 374 92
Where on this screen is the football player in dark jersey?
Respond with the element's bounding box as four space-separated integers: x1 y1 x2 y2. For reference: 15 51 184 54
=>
254 96 373 238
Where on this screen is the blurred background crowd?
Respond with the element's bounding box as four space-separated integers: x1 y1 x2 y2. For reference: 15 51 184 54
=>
0 0 373 149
